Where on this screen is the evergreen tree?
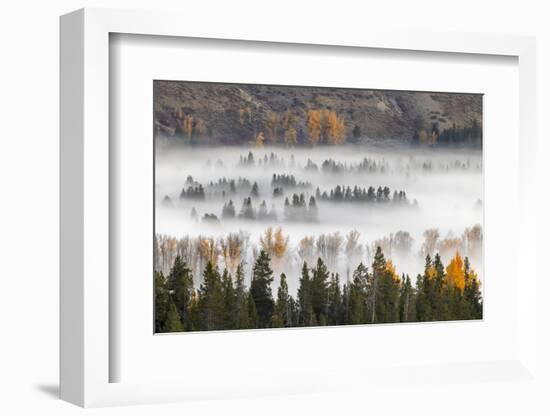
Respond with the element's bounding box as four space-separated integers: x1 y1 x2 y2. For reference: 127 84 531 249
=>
350 263 368 324
327 272 343 325
310 258 330 323
234 263 250 329
168 255 194 330
276 273 292 327
222 200 236 219
198 262 225 330
187 292 200 331
368 247 386 323
221 268 237 329
342 282 351 324
250 182 260 198
399 275 416 322
416 255 434 321
307 196 319 222
297 262 312 325
432 253 446 320
463 257 483 319
155 271 170 332
164 302 184 332
247 292 259 328
250 250 275 328
376 261 401 323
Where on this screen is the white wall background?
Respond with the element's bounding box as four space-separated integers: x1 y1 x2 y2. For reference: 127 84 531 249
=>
0 0 548 414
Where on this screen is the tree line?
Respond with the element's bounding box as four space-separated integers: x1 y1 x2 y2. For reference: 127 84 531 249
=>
315 186 413 205
155 247 482 333
412 118 482 147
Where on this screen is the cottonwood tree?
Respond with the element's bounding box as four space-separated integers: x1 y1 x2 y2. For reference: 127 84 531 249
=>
297 236 316 266
420 228 440 258
219 232 249 275
462 224 483 261
260 227 289 274
344 230 363 281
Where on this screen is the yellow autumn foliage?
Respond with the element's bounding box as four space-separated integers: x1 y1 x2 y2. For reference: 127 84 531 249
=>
274 227 289 259
325 110 346 145
446 252 465 291
307 109 321 145
385 260 401 283
425 265 437 280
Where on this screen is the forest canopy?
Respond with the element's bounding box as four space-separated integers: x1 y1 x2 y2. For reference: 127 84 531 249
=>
155 247 482 333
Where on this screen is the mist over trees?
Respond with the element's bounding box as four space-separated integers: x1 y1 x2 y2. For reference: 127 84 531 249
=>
155 223 483 293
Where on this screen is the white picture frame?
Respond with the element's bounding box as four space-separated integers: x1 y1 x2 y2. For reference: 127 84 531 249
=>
60 7 538 407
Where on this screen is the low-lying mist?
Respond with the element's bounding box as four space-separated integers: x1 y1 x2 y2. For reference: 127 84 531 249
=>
155 144 483 295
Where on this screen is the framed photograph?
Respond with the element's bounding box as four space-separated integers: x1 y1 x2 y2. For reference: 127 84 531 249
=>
60 8 538 408
153 80 484 335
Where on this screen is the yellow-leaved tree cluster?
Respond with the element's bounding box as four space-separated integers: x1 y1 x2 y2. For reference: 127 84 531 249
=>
251 108 347 146
307 109 346 145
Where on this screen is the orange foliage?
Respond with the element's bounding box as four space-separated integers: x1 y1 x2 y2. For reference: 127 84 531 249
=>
273 227 289 259
307 110 321 145
385 260 401 283
307 109 346 145
446 252 465 291
325 110 346 144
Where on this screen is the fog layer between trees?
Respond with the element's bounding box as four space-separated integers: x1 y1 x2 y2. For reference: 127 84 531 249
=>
155 144 483 296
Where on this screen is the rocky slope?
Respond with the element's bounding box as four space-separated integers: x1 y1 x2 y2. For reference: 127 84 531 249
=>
154 80 482 146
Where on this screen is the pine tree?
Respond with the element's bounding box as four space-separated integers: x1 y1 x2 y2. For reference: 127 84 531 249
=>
416 255 434 321
198 262 225 330
368 247 387 323
342 282 351 324
250 250 275 328
250 182 260 198
276 273 292 327
432 253 446 320
247 292 259 328
399 275 416 322
350 262 368 324
168 255 194 330
164 302 184 332
377 261 401 323
297 262 312 325
222 200 236 219
221 268 237 329
155 271 170 332
463 257 483 319
310 258 330 322
187 292 200 331
327 272 343 325
234 263 250 329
